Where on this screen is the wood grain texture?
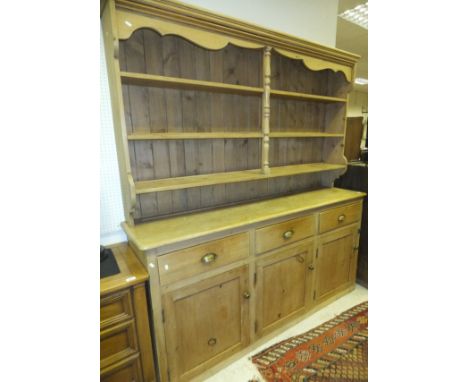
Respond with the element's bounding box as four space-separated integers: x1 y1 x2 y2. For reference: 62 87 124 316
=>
100 319 139 370
162 266 250 381
121 71 264 95
128 132 262 139
105 0 360 222
100 242 156 382
102 1 137 225
100 243 149 296
158 232 249 285
255 240 315 336
133 285 157 382
114 1 359 68
101 354 142 382
117 9 264 50
134 163 346 194
315 225 359 303
123 188 365 251
100 290 134 330
255 215 316 254
344 117 364 161
261 47 271 174
318 201 362 234
119 29 267 219
270 89 346 103
115 26 352 222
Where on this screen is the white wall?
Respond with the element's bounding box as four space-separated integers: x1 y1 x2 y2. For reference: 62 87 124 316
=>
179 0 338 47
100 0 339 244
347 90 368 117
100 26 127 245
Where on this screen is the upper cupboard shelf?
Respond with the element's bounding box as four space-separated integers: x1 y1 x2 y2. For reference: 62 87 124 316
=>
121 71 346 103
135 163 347 194
127 132 344 140
121 72 264 96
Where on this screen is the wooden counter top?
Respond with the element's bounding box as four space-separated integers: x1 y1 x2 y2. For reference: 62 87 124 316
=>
100 242 149 296
123 187 366 251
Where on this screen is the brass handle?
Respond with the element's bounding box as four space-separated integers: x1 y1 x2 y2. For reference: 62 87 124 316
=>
283 229 294 240
243 291 251 299
201 252 217 264
308 264 315 271
207 337 217 346
338 214 346 222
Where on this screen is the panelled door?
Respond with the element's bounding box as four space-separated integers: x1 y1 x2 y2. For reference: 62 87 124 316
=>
162 266 250 381
255 240 315 337
315 225 359 303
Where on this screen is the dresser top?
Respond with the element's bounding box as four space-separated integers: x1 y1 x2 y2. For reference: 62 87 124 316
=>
100 242 149 295
123 188 366 251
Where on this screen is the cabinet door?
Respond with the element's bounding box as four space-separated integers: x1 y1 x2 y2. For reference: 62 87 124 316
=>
315 225 359 303
255 240 315 337
162 266 250 381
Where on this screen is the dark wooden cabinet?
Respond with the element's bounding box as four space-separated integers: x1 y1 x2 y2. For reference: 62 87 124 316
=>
335 162 368 287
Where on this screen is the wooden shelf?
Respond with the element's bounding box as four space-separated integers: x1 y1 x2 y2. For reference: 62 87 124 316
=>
121 71 264 96
135 163 346 194
270 89 346 103
269 132 344 138
128 132 263 140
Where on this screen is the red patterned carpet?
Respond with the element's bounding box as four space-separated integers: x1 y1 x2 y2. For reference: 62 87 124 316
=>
251 301 368 382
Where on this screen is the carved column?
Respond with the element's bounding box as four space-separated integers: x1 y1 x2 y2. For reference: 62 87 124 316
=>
261 46 272 175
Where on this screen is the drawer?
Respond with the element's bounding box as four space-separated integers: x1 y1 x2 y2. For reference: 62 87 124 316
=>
255 215 316 254
101 354 141 382
100 319 139 370
158 232 249 286
319 202 362 234
100 290 133 329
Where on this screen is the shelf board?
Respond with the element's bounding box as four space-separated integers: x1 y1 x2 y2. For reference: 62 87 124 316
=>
135 163 346 194
121 71 264 96
270 89 346 103
128 132 263 140
269 132 344 138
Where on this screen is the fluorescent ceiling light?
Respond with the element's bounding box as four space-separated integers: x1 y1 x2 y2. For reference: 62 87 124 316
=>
339 2 368 29
355 78 368 85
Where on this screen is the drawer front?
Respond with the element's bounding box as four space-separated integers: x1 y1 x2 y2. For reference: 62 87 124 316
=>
319 202 362 233
100 319 139 370
100 290 133 329
255 215 315 254
158 232 249 286
100 353 141 382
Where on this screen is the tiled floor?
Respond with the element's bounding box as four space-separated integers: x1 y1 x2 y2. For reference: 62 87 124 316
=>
201 285 368 382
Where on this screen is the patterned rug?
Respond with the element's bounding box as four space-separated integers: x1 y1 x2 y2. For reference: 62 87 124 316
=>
251 301 368 382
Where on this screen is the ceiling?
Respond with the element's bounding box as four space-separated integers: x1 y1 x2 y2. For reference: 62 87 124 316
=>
335 0 368 92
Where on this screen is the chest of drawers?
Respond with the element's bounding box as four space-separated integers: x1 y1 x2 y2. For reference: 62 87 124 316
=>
100 244 156 382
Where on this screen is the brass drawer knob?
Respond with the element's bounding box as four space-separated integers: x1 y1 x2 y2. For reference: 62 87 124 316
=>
207 337 217 346
338 214 346 222
283 229 294 240
308 264 315 271
201 252 217 264
243 291 251 299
